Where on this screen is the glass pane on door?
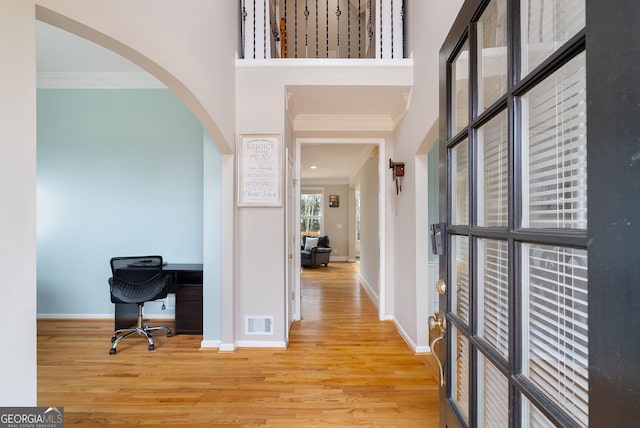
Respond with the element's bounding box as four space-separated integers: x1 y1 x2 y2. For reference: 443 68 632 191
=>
522 244 588 427
521 0 585 75
451 40 470 136
477 110 508 227
451 139 469 225
451 325 470 425
478 239 509 359
477 0 508 112
521 52 587 230
478 353 509 428
451 235 470 324
521 395 555 428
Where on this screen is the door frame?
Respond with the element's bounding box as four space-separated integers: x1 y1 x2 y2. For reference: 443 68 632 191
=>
285 147 296 343
294 137 388 321
586 0 640 425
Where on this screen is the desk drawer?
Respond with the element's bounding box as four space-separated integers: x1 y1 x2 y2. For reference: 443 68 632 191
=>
175 284 203 334
175 301 203 334
176 284 202 302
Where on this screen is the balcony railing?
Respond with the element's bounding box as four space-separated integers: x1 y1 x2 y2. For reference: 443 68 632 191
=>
241 0 406 59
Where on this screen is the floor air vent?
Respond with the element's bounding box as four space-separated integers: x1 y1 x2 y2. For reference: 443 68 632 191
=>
245 316 274 335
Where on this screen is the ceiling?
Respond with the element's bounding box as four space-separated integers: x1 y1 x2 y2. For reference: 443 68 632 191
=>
300 143 376 182
36 21 407 182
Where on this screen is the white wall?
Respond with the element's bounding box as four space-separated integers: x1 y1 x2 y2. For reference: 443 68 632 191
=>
322 184 349 259
235 61 410 346
0 0 37 406
356 155 381 302
235 2 466 351
391 1 465 351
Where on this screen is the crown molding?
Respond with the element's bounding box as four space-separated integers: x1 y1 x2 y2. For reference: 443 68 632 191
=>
37 71 165 89
390 91 410 127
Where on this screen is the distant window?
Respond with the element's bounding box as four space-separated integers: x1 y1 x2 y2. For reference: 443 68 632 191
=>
300 190 323 235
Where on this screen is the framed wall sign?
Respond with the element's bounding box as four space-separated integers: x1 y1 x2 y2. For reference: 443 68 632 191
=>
237 134 282 207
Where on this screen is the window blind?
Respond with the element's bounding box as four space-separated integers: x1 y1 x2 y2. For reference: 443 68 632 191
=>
478 239 509 358
452 327 470 423
522 52 587 229
452 235 470 324
478 110 509 227
477 0 508 112
523 394 556 428
452 139 469 225
523 244 588 427
479 353 509 428
521 0 585 74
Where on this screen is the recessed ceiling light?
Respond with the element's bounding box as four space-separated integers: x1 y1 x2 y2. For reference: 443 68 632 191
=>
310 165 318 169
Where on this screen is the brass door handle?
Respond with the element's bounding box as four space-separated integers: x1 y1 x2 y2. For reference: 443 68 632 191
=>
428 312 446 387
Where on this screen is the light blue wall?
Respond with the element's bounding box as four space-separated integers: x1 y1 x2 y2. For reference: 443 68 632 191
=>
37 89 214 317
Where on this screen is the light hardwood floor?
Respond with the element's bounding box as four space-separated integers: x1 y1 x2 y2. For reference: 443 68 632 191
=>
37 262 438 427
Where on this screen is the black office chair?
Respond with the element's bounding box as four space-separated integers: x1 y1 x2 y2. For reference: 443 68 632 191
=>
108 255 173 354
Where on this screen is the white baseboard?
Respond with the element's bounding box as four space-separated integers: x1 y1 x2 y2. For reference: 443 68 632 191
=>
216 342 236 352
201 340 222 349
390 317 419 353
386 317 432 354
415 345 431 353
359 275 379 308
330 256 349 262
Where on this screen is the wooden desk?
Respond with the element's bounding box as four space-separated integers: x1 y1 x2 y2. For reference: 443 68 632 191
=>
114 263 203 334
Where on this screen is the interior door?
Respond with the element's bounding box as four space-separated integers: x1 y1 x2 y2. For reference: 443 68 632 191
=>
437 0 590 426
285 147 297 340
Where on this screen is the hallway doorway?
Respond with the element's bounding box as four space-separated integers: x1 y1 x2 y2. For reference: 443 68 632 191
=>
294 138 386 323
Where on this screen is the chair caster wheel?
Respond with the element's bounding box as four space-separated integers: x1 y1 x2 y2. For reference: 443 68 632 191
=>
148 344 155 351
109 348 117 355
167 331 173 337
111 336 116 343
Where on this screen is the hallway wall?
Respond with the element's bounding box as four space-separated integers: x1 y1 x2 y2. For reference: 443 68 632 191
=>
356 155 381 301
391 1 465 350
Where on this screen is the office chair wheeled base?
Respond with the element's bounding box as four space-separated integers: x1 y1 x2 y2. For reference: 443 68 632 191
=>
109 304 172 354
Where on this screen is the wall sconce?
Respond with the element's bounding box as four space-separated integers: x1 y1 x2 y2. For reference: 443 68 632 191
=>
389 159 405 194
